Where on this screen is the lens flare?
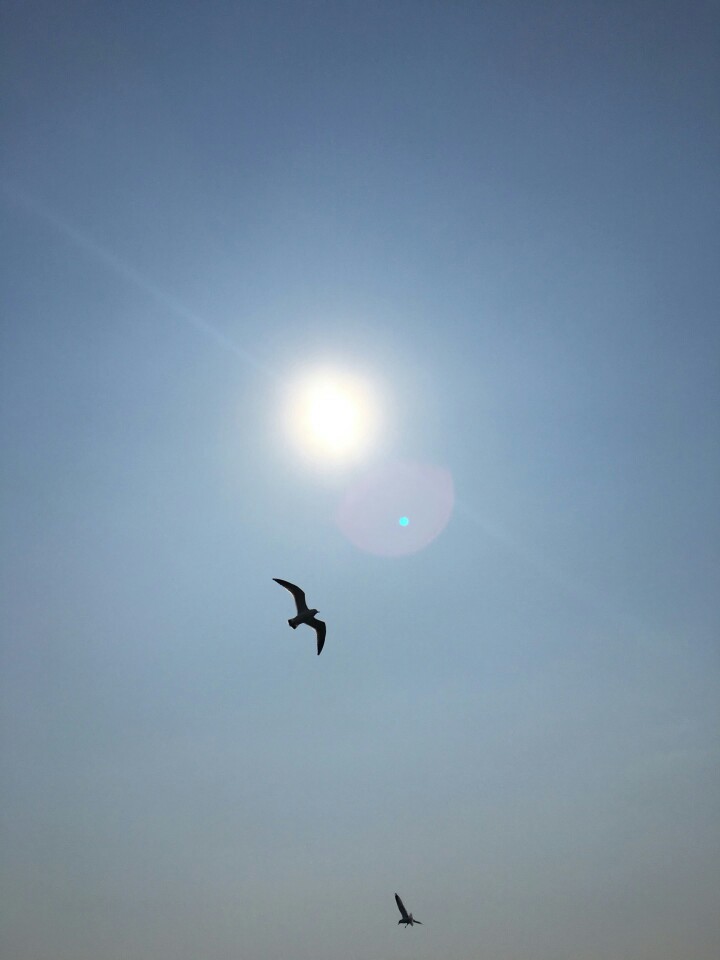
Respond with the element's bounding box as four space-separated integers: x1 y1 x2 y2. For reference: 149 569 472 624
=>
336 460 454 556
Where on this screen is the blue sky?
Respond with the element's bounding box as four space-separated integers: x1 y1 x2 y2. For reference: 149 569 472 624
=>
2 2 719 959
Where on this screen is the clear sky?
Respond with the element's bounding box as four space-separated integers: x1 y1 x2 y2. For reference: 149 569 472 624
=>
2 2 719 959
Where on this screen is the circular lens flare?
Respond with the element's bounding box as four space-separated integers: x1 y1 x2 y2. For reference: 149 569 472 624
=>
336 460 454 556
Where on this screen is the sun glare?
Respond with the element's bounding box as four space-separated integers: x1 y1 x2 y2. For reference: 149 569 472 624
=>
288 370 379 463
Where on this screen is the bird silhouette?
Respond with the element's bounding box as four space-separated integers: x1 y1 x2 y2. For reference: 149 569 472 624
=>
395 893 422 927
273 578 326 655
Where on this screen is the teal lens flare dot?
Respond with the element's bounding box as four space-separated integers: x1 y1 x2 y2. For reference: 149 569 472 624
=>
398 516 409 527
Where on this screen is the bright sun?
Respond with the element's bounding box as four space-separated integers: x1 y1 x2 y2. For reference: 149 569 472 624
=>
287 370 379 462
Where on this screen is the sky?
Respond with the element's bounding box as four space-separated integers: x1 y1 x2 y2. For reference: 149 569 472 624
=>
1 2 719 958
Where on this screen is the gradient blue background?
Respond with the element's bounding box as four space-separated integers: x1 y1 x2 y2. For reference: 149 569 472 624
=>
2 2 719 959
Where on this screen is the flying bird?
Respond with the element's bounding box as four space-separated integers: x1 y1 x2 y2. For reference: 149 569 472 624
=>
273 578 326 655
395 893 422 927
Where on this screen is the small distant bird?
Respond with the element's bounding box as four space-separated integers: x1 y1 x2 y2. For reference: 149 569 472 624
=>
273 578 326 655
395 893 422 927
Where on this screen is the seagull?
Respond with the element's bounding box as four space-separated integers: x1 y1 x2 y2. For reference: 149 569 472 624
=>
395 893 422 927
273 578 326 655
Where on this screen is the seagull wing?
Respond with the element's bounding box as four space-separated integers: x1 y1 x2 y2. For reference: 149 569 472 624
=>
273 578 308 615
309 618 326 655
395 894 409 921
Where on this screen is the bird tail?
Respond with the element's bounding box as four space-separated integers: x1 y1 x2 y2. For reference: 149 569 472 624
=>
288 617 298 629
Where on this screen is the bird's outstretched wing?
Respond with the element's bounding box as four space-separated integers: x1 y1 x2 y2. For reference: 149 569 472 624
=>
309 618 326 655
395 894 409 921
273 578 308 614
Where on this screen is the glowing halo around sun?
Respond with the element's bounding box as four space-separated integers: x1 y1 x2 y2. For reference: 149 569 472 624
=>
285 369 380 464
